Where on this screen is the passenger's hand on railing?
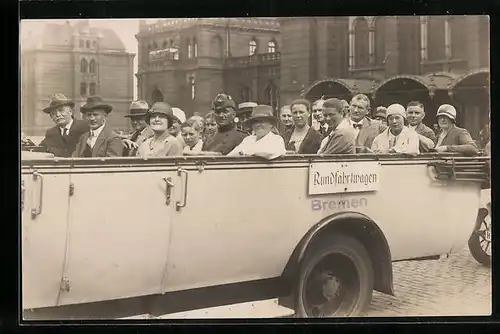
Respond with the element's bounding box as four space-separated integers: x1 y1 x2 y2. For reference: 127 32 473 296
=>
435 146 448 153
122 139 138 150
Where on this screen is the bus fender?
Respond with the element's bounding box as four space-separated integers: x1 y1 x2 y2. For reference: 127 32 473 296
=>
281 211 394 297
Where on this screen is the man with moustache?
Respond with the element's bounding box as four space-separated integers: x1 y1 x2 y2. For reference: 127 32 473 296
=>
317 98 356 155
39 94 89 157
202 93 247 155
73 96 124 157
406 101 436 152
311 98 329 137
347 94 387 152
122 100 154 156
283 99 322 154
277 104 294 136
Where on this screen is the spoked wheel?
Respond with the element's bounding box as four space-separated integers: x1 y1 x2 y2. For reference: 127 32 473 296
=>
295 235 374 317
468 207 491 267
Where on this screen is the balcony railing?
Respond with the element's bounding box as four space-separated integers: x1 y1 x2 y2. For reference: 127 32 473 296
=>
149 48 180 61
225 52 281 68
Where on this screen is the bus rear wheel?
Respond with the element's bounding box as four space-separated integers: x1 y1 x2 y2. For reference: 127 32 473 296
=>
294 235 374 317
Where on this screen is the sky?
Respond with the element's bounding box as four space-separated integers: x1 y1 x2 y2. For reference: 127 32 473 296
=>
20 19 156 99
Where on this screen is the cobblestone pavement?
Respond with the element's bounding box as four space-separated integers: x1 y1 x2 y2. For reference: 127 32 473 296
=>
364 246 491 317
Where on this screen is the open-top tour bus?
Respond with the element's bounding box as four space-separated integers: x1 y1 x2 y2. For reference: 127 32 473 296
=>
21 152 490 318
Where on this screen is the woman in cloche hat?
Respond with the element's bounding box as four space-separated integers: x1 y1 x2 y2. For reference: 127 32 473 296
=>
227 105 286 160
370 103 420 154
433 104 478 155
136 102 184 158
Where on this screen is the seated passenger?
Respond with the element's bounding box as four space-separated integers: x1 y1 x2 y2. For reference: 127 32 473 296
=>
181 119 204 154
227 105 286 160
136 102 184 158
406 101 436 152
283 99 322 154
122 100 154 156
434 104 479 156
317 98 356 155
202 93 247 155
40 94 89 157
371 104 420 154
73 96 124 158
203 111 218 146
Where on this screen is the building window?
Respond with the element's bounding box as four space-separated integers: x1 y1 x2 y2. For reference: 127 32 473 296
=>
267 41 276 53
169 39 174 46
163 41 168 49
427 16 446 61
374 17 386 65
264 83 279 112
241 86 252 102
211 35 224 58
79 40 84 48
188 41 193 59
190 76 196 100
80 82 87 96
249 39 257 56
89 83 97 95
86 40 90 48
89 59 96 74
354 17 370 68
80 58 88 73
153 42 158 50
450 16 467 60
193 38 198 58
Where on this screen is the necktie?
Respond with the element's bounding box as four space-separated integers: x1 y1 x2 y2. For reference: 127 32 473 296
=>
353 123 362 130
63 128 68 137
87 131 95 147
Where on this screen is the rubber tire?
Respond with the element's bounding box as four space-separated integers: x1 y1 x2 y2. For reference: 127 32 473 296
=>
468 209 491 267
294 234 374 317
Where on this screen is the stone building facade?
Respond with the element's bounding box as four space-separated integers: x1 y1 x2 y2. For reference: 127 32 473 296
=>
137 16 489 138
21 20 135 135
135 18 280 117
284 16 489 138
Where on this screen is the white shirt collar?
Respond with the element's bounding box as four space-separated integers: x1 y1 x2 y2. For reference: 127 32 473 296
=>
60 119 74 134
90 123 105 138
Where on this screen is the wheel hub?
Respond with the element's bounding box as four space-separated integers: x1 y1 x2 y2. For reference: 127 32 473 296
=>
321 273 341 300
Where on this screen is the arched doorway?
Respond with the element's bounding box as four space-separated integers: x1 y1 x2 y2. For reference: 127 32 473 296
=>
373 76 438 127
449 69 490 140
152 88 164 104
303 79 354 103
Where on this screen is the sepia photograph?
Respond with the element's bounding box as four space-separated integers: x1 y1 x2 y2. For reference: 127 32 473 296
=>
20 16 491 320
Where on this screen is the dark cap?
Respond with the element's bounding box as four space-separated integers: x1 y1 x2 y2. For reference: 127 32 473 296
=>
212 93 236 110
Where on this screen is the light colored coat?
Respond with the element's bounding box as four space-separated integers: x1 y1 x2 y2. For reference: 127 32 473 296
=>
371 126 420 154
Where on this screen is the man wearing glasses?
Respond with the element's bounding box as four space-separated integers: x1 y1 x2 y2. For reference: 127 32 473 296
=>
39 93 89 157
202 93 247 155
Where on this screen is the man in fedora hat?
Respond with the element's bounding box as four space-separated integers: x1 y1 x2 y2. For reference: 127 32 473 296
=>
122 100 154 156
227 105 286 160
236 102 258 134
73 95 124 157
202 93 247 155
39 93 89 157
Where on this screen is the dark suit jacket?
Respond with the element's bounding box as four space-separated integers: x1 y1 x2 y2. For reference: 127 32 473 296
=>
356 117 387 150
39 119 89 157
283 126 323 154
436 125 479 156
413 122 437 153
73 124 124 157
